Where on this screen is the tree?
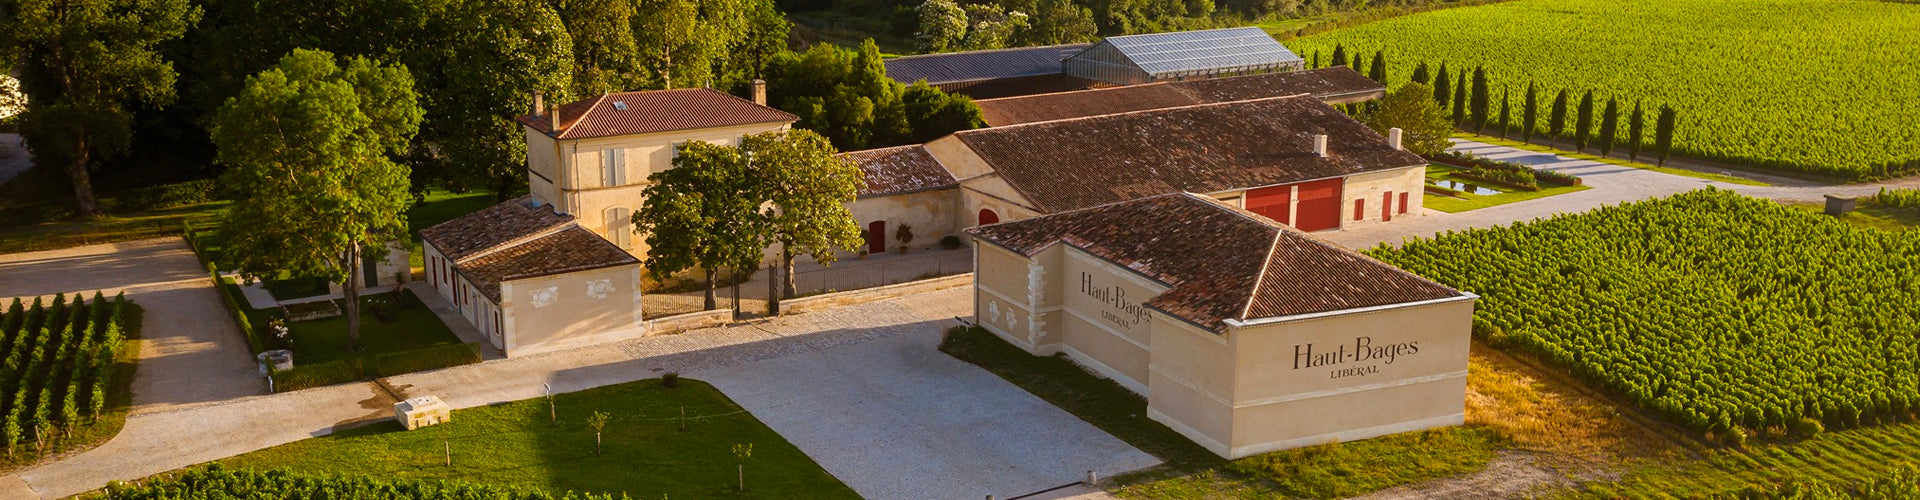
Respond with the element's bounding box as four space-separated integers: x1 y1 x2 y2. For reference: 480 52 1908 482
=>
1361 82 1452 156
633 0 699 87
915 0 968 52
1410 62 1430 84
1469 66 1489 132
1574 90 1595 151
633 141 769 310
902 82 985 142
1656 105 1677 166
744 130 863 300
1522 83 1539 144
1368 51 1387 84
559 0 645 96
1497 88 1511 139
0 0 201 216
1451 82 1467 125
959 4 1029 51
212 49 422 351
1432 63 1450 107
767 41 979 151
426 0 574 199
1330 45 1347 68
733 442 754 492
1628 102 1646 161
1018 0 1097 46
734 0 792 82
1548 89 1569 138
1598 98 1620 157
586 410 609 456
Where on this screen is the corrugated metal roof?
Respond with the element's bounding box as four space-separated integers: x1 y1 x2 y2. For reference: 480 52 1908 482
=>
884 43 1092 85
1084 27 1301 78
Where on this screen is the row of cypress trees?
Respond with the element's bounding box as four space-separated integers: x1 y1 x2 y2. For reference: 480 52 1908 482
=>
1308 45 1683 166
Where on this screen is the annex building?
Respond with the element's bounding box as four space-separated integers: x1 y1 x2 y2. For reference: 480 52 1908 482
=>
886 27 1304 99
969 193 1475 458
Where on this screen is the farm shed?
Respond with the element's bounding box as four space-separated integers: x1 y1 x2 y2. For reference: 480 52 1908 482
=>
1062 27 1303 85
974 66 1385 127
883 43 1096 99
968 192 1475 459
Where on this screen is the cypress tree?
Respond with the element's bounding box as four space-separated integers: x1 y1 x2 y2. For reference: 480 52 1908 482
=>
1598 98 1620 157
1656 105 1678 166
1498 88 1512 139
1352 52 1368 75
1434 63 1451 106
1331 45 1347 68
1369 51 1387 84
1309 51 1320 69
1522 83 1539 144
1411 62 1430 84
1574 91 1595 151
1628 102 1647 161
1469 66 1490 133
1453 83 1468 125
1548 89 1569 138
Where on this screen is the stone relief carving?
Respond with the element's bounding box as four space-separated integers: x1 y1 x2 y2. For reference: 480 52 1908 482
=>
586 279 613 299
530 286 559 308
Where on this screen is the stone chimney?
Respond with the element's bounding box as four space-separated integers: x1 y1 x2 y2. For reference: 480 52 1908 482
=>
532 91 544 116
752 79 768 106
1313 134 1329 157
549 104 561 132
1387 128 1404 150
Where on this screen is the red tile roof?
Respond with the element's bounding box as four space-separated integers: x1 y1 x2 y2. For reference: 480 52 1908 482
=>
454 226 639 302
968 193 1462 332
954 95 1424 214
838 145 958 199
973 67 1384 126
516 88 797 140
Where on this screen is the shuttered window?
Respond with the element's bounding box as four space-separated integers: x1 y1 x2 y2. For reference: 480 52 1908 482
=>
605 207 633 248
600 149 626 187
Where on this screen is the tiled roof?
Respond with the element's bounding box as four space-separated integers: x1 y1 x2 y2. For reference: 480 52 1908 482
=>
974 67 1383 126
885 44 1092 86
419 196 574 261
954 95 1424 213
967 193 1461 332
515 88 796 140
838 145 958 198
454 226 639 302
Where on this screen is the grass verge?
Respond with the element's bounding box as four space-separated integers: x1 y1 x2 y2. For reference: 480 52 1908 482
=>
1453 133 1770 187
0 303 143 473
0 202 227 254
1423 164 1592 212
215 378 859 499
1782 201 1920 232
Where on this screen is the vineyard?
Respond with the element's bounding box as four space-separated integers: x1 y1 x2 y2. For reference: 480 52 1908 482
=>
0 292 127 456
94 465 623 499
1287 0 1920 180
1369 189 1920 439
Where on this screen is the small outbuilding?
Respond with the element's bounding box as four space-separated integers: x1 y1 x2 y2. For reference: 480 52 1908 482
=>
394 396 451 430
1062 27 1303 85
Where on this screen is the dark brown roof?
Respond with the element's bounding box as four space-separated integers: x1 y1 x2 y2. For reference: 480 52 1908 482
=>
516 88 797 140
974 67 1384 126
954 95 1424 214
884 43 1092 86
419 196 574 261
967 193 1461 332
838 145 958 199
454 226 639 302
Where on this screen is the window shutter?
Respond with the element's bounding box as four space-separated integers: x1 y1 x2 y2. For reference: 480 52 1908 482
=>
613 149 627 185
601 150 615 187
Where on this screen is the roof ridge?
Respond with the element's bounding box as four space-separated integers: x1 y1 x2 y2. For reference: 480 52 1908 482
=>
556 94 611 138
1240 230 1284 321
956 93 1316 133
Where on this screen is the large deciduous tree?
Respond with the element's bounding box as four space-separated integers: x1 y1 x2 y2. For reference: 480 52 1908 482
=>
213 49 422 351
744 129 864 300
632 141 768 310
558 0 646 96
915 0 968 52
632 0 700 87
0 0 201 216
1018 0 1097 46
425 0 574 200
1361 82 1452 156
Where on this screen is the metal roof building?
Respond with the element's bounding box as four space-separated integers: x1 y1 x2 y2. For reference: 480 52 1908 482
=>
883 43 1095 99
1062 27 1303 85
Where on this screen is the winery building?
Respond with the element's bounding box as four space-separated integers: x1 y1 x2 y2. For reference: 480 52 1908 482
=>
885 27 1306 99
968 193 1476 458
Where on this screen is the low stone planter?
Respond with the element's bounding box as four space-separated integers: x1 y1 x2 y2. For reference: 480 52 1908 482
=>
257 349 294 375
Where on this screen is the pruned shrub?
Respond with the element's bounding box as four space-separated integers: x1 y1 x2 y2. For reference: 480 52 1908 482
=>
272 360 362 392
661 371 680 388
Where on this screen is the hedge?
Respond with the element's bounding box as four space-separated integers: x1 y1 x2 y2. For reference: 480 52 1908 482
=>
209 268 264 355
270 360 361 392
371 343 481 377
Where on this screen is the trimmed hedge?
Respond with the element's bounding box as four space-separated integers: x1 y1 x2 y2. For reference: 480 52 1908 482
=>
210 269 264 354
371 343 481 377
270 360 361 392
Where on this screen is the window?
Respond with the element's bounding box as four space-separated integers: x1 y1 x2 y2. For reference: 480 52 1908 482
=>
1354 198 1366 221
600 148 626 187
605 207 633 248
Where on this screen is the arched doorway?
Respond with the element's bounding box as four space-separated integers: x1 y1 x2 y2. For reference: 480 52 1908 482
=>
978 208 1000 226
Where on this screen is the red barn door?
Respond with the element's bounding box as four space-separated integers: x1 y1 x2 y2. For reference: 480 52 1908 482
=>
1293 178 1344 232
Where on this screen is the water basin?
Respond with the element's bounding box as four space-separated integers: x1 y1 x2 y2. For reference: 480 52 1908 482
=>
1430 179 1503 196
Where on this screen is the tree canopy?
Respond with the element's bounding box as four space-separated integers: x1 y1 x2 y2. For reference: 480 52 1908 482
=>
745 129 865 298
632 141 769 310
1362 82 1452 156
766 40 983 151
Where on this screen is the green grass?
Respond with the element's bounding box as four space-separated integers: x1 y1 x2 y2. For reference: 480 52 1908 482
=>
1458 133 1770 186
1290 0 1920 180
0 202 227 254
1783 202 1920 233
217 378 859 499
244 290 463 365
938 326 1503 499
262 277 330 301
1421 164 1590 212
1564 422 1920 498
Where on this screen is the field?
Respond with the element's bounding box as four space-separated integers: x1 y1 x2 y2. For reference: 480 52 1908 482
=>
1287 0 1920 180
1369 189 1920 438
0 293 129 458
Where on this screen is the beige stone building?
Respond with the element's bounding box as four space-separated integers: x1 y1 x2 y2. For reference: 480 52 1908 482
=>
968 193 1475 458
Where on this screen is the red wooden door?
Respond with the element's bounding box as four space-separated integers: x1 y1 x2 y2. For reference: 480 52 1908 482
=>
1245 185 1292 225
1381 191 1394 222
867 221 887 254
1293 178 1344 232
1399 192 1410 214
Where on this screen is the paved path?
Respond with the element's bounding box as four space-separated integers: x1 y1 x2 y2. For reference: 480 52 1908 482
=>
1321 139 1920 250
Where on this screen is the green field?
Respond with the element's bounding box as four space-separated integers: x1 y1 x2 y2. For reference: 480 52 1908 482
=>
1288 0 1920 180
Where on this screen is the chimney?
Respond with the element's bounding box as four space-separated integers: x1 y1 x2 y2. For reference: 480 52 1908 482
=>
1387 128 1404 150
752 79 768 106
1313 134 1329 157
532 91 544 116
549 104 561 132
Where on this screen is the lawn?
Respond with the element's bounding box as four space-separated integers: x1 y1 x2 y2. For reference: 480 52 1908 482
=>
405 189 498 270
217 377 859 499
938 326 1504 499
242 289 464 365
1421 163 1590 213
1783 201 1920 233
0 202 227 254
1288 0 1920 180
